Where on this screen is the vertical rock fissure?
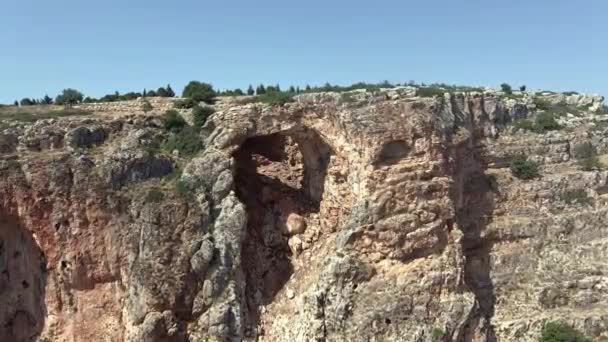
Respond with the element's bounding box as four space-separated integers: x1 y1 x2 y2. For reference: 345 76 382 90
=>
449 131 497 342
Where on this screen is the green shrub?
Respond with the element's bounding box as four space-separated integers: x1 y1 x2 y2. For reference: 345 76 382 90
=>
174 98 197 109
175 179 193 197
256 91 294 106
163 126 202 156
431 327 446 342
560 189 592 206
539 321 591 342
573 143 604 171
513 119 535 131
511 113 560 133
509 155 540 180
534 97 552 111
162 110 187 131
417 87 446 98
339 92 357 105
175 178 203 199
142 100 153 113
192 105 215 129
534 112 561 132
578 155 603 171
145 188 165 203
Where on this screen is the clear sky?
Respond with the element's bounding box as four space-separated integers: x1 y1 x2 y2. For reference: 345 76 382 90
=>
1 0 606 103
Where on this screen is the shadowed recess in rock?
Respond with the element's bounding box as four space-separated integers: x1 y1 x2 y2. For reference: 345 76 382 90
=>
0 211 47 342
374 140 411 166
448 131 498 342
233 131 332 335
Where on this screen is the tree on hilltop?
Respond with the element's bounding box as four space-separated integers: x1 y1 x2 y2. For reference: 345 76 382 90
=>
166 84 175 97
20 98 35 106
501 83 513 94
55 89 84 107
256 84 266 95
182 81 216 104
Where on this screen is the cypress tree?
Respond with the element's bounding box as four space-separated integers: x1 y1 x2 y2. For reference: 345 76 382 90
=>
256 84 266 95
166 84 175 97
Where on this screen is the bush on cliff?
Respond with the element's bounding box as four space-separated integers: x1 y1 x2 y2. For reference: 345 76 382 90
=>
534 112 561 132
431 328 446 342
539 321 591 342
192 105 215 129
161 110 187 131
509 155 540 180
417 87 446 98
174 98 197 109
512 119 535 132
560 189 592 206
145 188 165 203
573 142 604 171
578 155 603 171
142 100 153 113
163 126 202 156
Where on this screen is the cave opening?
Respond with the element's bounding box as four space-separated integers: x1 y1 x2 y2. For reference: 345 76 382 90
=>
233 130 332 333
0 211 47 342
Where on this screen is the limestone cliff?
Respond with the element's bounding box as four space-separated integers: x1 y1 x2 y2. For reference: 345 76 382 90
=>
0 88 607 341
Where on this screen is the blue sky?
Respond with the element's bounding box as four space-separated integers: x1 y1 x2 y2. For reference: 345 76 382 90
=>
1 0 606 103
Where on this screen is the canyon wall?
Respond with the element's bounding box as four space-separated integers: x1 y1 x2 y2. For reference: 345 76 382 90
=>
0 88 607 341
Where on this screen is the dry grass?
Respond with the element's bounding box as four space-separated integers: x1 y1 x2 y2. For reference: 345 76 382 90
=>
0 105 92 126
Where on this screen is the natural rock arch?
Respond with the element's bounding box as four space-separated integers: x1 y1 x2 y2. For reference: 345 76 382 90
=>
232 127 334 333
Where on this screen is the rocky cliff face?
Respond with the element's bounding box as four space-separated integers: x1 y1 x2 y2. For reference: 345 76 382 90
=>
0 88 607 341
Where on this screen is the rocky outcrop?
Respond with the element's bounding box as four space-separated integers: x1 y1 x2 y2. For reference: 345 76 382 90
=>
0 88 607 341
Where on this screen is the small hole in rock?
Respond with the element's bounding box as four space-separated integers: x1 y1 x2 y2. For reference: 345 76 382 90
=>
61 261 68 269
385 318 392 325
22 280 29 289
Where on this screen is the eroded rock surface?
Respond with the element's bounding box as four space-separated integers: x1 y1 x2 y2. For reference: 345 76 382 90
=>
0 89 607 341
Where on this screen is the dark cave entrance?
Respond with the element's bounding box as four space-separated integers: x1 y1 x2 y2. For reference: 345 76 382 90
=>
0 211 47 342
233 130 332 333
